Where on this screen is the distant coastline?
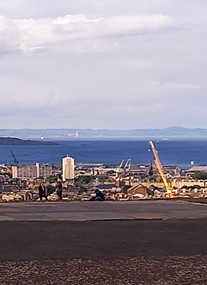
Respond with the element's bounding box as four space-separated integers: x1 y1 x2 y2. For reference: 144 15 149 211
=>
1 127 207 140
0 137 56 145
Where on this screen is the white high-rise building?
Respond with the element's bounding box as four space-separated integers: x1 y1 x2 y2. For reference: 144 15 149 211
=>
62 156 75 181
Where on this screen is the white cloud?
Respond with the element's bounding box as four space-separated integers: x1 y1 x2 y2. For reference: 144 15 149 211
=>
1 1 207 129
162 82 203 89
0 74 61 111
0 14 173 53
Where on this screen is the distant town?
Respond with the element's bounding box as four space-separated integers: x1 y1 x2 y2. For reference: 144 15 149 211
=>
0 140 207 203
2 126 207 140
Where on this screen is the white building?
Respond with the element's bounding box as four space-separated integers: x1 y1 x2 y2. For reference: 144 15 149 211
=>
12 165 37 179
11 163 55 179
62 156 75 181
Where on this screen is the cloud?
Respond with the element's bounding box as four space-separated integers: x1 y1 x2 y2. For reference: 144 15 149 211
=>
162 82 203 89
0 74 61 112
0 14 173 53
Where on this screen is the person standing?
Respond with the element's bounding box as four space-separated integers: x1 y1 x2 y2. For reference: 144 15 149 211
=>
38 183 44 201
56 180 63 200
43 183 48 200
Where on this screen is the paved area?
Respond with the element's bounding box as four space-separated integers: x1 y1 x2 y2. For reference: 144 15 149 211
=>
0 201 206 284
0 200 206 221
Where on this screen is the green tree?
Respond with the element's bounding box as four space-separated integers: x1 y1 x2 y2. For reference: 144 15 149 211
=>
192 171 207 180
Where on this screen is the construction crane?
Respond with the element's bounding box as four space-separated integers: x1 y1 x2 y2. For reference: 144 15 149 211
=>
115 159 131 178
115 159 129 188
124 158 131 173
148 141 173 197
11 150 19 165
115 159 125 178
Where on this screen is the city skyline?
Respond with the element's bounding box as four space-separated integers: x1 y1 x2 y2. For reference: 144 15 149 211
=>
1 1 207 129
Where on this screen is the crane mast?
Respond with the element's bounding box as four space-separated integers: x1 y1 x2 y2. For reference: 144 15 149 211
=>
116 159 125 178
11 150 19 165
149 141 172 197
124 158 131 173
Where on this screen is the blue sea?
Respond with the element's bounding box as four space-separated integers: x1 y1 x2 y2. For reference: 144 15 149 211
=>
1 140 207 168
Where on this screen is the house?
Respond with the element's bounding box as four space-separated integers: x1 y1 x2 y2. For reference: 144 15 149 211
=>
128 184 152 197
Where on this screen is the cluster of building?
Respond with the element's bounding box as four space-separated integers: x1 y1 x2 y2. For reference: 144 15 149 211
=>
11 156 75 181
0 155 207 202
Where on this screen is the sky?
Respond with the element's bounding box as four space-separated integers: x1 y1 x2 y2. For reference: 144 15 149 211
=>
0 0 207 129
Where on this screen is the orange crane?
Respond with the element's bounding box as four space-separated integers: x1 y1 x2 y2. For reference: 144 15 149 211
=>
149 141 173 197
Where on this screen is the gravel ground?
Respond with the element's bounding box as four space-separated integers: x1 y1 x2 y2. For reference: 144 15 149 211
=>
0 256 207 285
0 219 206 284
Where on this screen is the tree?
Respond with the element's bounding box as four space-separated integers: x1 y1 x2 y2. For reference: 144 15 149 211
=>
75 176 94 185
192 171 207 180
122 185 131 193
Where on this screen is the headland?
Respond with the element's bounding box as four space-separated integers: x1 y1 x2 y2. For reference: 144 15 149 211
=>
0 137 55 145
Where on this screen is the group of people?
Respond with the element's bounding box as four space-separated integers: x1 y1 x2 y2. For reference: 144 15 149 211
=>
39 181 105 202
38 180 63 201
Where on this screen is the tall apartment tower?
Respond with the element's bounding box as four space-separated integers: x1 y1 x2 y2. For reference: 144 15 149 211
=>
62 156 75 181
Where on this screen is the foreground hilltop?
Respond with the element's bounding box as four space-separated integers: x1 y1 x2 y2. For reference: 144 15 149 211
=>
0 137 55 145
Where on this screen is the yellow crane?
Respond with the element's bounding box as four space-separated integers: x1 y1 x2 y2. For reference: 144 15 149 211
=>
149 140 173 197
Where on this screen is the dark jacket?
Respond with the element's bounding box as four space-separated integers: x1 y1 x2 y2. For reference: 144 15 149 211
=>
95 190 105 201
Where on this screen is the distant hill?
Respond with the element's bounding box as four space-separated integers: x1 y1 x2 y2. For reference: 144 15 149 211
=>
1 127 207 139
0 137 56 145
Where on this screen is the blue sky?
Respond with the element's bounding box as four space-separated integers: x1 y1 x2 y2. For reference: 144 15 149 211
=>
0 0 207 129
